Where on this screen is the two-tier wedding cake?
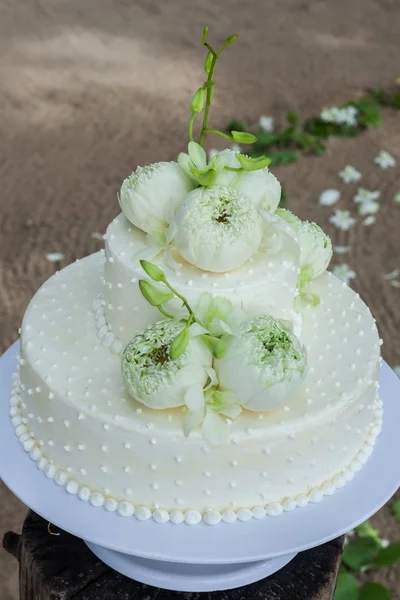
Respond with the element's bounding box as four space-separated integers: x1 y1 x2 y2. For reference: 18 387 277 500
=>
9 28 382 526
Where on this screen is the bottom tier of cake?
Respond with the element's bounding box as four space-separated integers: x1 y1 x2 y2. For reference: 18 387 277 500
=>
10 252 382 524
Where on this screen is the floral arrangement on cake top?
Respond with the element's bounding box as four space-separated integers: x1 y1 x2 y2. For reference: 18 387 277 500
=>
119 27 333 445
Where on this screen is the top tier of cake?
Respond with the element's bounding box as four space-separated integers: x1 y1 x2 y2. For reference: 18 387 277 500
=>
104 214 300 346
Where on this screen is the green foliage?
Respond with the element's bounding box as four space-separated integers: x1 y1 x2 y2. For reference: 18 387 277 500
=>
334 572 359 600
391 499 400 520
343 537 381 570
227 119 247 132
371 543 400 568
268 150 298 167
360 583 391 600
169 327 189 359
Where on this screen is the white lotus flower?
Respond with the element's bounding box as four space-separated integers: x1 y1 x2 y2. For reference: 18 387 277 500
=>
374 151 395 169
259 115 274 132
210 149 242 187
329 210 356 231
215 316 307 411
235 168 281 212
319 189 340 206
195 293 246 336
119 162 195 243
122 320 212 409
332 264 356 284
339 166 361 184
171 186 263 272
275 209 332 278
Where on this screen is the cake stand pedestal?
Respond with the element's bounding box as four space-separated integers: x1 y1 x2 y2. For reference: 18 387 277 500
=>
1 341 399 592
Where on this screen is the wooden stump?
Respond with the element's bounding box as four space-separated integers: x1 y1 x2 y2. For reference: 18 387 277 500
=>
3 511 344 600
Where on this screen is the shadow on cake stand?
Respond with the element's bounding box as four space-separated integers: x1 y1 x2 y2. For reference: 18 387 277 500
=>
1 341 399 592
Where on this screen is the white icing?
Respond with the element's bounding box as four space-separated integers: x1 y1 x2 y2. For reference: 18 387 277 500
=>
153 509 170 523
117 501 135 517
203 510 222 526
135 506 152 521
185 510 202 525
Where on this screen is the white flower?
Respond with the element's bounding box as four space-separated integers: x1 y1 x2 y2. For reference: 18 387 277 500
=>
359 200 380 216
208 148 219 160
319 189 341 206
234 168 281 212
353 188 381 204
383 269 399 280
334 246 351 254
259 115 274 132
210 149 242 187
339 166 362 184
91 232 105 241
329 210 356 231
122 320 212 409
276 209 332 278
195 293 246 336
362 216 376 226
119 162 195 242
374 151 396 169
332 264 356 284
215 316 307 412
394 192 400 204
231 143 241 153
171 186 263 272
321 106 358 127
46 252 64 263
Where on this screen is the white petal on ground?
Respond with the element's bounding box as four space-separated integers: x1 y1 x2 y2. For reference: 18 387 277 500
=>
362 216 376 226
374 150 396 169
91 232 105 240
46 252 65 263
358 200 380 216
383 269 399 280
258 115 274 132
338 165 362 183
394 192 400 204
353 188 381 204
319 189 341 206
329 210 356 231
333 246 351 254
390 280 400 288
332 264 356 284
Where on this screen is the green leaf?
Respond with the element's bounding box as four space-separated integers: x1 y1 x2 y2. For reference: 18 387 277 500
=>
140 260 166 283
202 25 209 45
333 573 359 600
279 188 287 208
204 51 213 74
170 327 189 360
254 132 279 147
236 154 271 171
268 150 298 167
231 131 257 144
371 542 400 568
196 168 217 186
360 583 391 600
190 88 205 113
388 93 400 110
217 34 237 56
287 110 299 126
227 119 247 133
355 521 381 543
188 141 207 169
342 538 380 570
392 499 400 520
138 280 174 307
201 335 227 359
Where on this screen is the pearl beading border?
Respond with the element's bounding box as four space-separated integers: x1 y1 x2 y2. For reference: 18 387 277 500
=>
10 369 383 525
92 295 123 355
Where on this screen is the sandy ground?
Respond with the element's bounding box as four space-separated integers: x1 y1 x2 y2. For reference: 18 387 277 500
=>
0 1 399 598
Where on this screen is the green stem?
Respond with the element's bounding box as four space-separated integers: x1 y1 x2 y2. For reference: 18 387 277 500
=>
204 128 233 141
188 113 196 143
164 281 195 318
199 46 218 146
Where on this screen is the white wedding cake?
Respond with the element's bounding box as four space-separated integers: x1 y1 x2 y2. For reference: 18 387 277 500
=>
9 29 382 526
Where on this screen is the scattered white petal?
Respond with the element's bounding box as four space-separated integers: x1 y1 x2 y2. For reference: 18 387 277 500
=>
380 539 390 548
353 188 381 204
334 246 351 254
321 106 358 127
329 210 356 231
91 232 105 241
390 280 400 288
362 216 376 226
383 269 399 280
339 165 361 183
231 143 241 153
332 264 356 284
46 252 65 263
394 366 400 378
319 189 341 206
359 201 380 216
208 148 218 160
394 192 400 204
374 151 396 169
258 115 274 133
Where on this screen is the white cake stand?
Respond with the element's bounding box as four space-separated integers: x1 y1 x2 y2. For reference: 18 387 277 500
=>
1 341 399 592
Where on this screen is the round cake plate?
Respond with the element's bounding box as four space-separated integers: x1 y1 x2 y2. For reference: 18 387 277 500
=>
1 342 400 592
